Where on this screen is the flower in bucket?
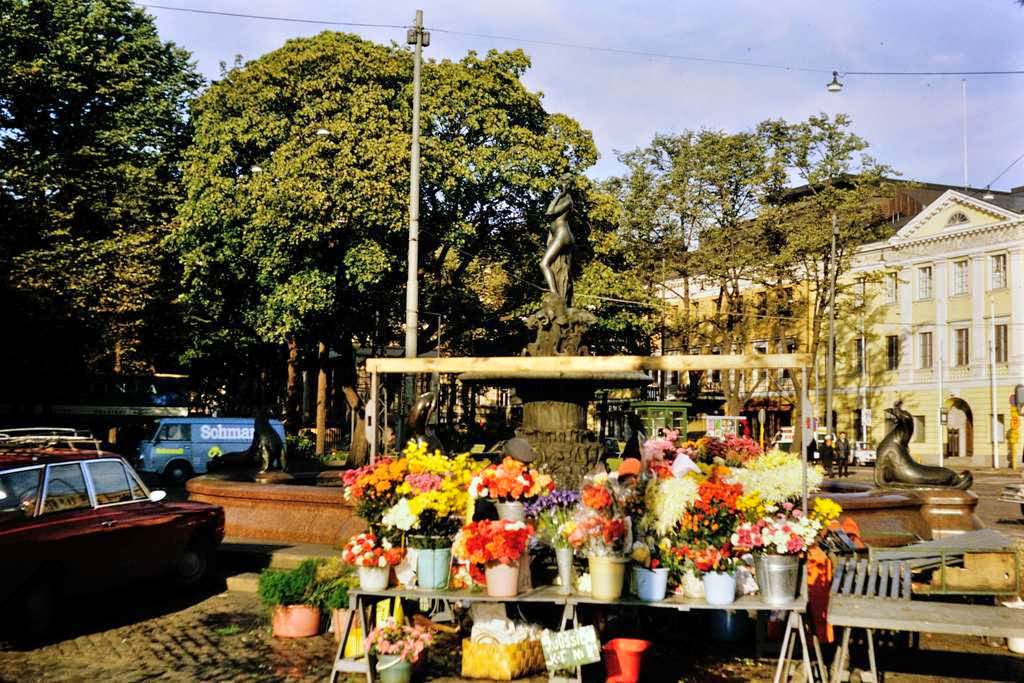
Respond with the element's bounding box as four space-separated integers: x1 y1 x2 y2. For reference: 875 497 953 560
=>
365 618 433 664
567 511 627 557
525 489 579 549
343 458 409 526
453 519 534 584
731 503 824 556
341 532 405 568
468 457 554 502
629 539 666 570
691 544 738 575
728 450 824 505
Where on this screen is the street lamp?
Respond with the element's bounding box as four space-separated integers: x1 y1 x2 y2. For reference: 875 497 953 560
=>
983 186 995 200
827 71 843 93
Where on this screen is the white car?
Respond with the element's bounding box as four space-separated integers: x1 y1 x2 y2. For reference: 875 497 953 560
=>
852 441 876 466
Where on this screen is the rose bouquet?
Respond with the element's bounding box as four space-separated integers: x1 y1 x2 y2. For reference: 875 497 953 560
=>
365 618 433 665
567 513 627 557
342 532 405 568
525 489 579 549
468 457 554 502
691 544 739 575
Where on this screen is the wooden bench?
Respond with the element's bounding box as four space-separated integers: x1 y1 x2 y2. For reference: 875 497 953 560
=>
828 557 1024 682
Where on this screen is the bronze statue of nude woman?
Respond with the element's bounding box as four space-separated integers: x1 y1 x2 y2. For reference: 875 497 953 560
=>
541 175 575 306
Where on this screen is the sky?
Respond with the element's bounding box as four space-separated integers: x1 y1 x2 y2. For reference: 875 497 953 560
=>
142 1 1024 191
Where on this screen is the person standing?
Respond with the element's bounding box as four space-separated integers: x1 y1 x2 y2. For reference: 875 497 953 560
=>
820 435 836 478
836 431 851 477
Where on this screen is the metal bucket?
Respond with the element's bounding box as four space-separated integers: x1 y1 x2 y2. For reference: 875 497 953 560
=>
755 554 801 605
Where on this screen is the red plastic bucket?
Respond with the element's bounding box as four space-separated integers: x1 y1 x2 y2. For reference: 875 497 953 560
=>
602 638 651 683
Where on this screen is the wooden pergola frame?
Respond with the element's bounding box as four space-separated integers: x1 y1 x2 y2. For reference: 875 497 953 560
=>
364 353 813 511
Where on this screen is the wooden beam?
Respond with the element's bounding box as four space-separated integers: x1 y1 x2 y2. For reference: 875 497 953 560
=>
365 354 811 374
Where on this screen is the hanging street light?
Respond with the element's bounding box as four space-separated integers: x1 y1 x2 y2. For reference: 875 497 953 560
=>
983 186 995 200
827 71 843 93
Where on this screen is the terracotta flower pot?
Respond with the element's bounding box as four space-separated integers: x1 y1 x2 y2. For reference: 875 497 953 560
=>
271 604 321 638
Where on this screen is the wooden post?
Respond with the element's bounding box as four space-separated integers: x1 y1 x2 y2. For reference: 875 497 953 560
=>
316 342 328 457
369 371 379 463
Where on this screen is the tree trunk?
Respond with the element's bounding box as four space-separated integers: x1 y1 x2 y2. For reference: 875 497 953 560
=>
285 336 300 435
334 340 368 466
315 341 328 457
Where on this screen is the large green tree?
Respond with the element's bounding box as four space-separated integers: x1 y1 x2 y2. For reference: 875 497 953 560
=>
173 32 598 454
0 0 201 398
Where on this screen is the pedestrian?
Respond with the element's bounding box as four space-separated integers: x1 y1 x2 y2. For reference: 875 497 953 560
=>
836 431 851 477
806 435 818 463
820 435 836 477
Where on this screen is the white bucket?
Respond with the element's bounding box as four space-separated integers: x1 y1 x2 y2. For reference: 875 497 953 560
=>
1002 599 1024 653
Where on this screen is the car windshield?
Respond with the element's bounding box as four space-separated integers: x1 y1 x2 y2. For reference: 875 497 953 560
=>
0 467 43 524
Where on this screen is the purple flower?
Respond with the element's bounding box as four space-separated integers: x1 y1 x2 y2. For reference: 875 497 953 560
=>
526 489 580 517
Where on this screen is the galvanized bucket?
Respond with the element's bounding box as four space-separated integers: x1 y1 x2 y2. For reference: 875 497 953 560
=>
755 554 801 605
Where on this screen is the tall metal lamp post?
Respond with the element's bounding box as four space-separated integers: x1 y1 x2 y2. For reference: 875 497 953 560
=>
402 10 429 435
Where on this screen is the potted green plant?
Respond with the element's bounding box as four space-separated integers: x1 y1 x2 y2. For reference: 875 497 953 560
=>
258 559 321 638
310 558 358 643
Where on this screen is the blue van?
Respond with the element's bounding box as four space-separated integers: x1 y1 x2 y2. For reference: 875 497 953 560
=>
137 417 285 483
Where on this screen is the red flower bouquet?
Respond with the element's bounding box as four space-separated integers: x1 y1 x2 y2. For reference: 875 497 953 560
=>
468 457 554 502
453 520 534 567
341 532 405 568
691 544 737 575
679 474 743 547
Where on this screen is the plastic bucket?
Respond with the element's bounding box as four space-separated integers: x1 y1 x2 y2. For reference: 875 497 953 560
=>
589 556 627 601
703 572 737 606
633 566 669 602
485 561 520 597
358 566 390 591
495 501 526 522
376 655 413 683
416 547 451 590
602 638 651 683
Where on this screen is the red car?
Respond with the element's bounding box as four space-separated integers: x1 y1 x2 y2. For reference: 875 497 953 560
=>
0 453 225 636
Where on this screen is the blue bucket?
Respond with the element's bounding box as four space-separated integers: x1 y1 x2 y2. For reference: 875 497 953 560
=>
417 547 451 589
633 566 669 602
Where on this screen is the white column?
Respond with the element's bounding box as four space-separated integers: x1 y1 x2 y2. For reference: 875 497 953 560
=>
899 265 914 385
971 256 987 377
934 260 948 465
1010 248 1024 369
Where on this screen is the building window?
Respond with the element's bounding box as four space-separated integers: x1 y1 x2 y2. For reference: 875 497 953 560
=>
919 332 933 369
782 339 797 379
886 335 900 370
946 211 969 226
995 324 1008 363
884 272 898 305
955 328 970 366
913 416 926 442
952 260 969 296
991 254 1007 290
917 266 933 300
852 338 865 374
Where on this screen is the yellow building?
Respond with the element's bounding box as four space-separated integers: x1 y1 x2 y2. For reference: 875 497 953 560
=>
659 186 1023 467
838 189 1022 467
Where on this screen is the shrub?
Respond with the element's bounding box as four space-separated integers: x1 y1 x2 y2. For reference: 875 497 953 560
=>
257 559 318 607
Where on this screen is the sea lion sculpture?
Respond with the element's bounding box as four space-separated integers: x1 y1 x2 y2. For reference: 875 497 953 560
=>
874 401 972 490
405 391 445 455
252 410 286 473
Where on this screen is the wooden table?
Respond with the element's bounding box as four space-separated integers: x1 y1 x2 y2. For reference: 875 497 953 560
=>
330 584 821 683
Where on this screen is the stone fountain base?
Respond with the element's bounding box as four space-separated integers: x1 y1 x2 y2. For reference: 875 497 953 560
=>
187 473 365 546
815 479 981 547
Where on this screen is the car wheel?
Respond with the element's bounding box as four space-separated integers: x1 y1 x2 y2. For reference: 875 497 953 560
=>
175 539 214 586
164 460 193 485
23 578 56 639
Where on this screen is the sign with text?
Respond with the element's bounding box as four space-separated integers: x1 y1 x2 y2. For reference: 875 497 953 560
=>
541 626 601 671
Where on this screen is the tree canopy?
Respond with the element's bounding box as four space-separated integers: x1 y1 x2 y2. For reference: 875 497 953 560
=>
0 0 202 397
173 32 600 407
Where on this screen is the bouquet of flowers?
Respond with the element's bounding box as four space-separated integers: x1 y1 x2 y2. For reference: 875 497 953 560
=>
342 532 405 568
364 618 433 664
454 520 534 584
728 450 823 505
720 435 763 466
525 489 579 549
678 470 743 548
568 512 628 557
732 499 840 555
468 457 554 502
629 537 668 570
343 458 409 528
453 519 534 567
380 440 484 547
691 544 738 576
